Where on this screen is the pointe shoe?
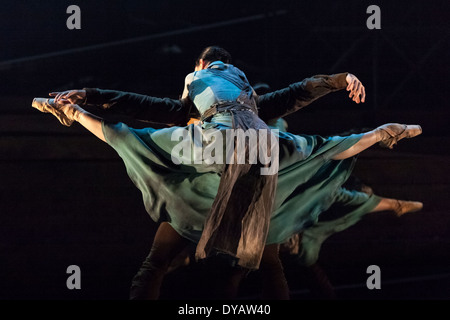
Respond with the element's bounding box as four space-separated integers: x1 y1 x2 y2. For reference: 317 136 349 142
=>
376 123 422 149
32 98 80 127
393 200 423 217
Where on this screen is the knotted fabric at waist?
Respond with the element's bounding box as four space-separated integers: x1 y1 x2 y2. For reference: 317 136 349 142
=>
201 101 258 122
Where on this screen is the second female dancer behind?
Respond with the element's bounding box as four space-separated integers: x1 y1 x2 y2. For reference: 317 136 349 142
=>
33 46 422 299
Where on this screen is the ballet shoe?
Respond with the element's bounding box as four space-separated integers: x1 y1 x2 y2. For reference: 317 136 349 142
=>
376 123 422 149
32 98 81 127
393 200 423 217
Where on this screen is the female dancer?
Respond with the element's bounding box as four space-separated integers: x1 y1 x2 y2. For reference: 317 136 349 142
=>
33 46 422 299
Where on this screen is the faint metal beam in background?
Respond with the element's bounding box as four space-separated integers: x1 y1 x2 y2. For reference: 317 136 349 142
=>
0 10 287 71
329 34 370 73
380 32 450 110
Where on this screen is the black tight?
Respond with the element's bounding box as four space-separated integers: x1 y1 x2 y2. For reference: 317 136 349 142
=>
129 222 290 300
259 244 290 300
204 244 290 300
129 222 190 300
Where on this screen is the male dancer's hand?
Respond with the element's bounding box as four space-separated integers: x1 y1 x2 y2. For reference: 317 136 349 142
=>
49 90 87 105
345 73 366 104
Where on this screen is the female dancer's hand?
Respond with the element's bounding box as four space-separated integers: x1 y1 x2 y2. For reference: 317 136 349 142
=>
49 89 87 105
345 73 366 104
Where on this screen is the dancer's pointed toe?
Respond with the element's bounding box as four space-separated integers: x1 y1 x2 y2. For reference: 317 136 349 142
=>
376 123 422 149
394 200 423 217
32 98 76 127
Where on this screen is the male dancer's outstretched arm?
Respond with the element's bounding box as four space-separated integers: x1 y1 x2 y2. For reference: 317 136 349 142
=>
256 73 365 122
50 88 194 126
49 73 364 125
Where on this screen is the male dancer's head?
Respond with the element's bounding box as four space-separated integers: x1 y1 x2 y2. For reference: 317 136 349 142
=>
194 46 232 71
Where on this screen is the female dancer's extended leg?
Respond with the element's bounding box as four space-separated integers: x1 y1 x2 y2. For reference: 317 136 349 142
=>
332 123 422 160
371 197 423 216
32 99 106 141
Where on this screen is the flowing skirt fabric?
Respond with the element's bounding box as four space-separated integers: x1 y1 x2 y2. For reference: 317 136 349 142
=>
101 120 364 261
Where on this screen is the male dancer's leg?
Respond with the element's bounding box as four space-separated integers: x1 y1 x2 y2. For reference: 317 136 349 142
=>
130 222 190 300
259 244 290 300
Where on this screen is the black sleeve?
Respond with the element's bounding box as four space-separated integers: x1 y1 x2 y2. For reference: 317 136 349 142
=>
256 73 349 122
83 88 192 126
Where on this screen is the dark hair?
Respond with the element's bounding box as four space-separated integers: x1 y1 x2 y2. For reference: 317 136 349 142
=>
196 46 232 66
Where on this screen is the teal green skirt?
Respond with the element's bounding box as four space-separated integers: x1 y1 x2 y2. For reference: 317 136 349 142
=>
289 188 381 266
101 120 364 245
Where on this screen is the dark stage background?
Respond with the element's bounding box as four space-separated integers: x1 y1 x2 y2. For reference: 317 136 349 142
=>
0 0 449 301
